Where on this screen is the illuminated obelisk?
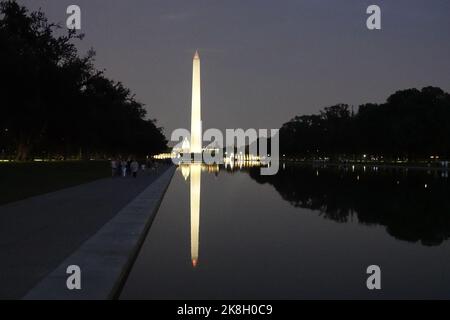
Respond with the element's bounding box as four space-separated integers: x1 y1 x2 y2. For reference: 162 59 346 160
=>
190 163 201 267
190 50 202 155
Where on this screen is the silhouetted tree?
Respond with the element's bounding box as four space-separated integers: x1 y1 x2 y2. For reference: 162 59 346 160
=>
0 1 167 160
280 87 450 161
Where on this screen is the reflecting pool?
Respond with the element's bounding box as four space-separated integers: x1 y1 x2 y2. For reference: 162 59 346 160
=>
120 163 450 299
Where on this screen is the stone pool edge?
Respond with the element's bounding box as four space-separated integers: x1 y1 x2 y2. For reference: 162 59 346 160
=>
23 166 176 300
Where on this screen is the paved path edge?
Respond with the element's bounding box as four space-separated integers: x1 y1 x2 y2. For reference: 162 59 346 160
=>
23 166 176 300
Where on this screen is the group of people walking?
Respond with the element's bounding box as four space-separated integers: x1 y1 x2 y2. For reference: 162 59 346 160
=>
111 158 141 178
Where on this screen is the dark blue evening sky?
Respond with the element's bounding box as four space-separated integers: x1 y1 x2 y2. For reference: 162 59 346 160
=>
19 0 450 138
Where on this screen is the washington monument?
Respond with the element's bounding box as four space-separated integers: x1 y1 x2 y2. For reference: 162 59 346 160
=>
190 51 202 267
190 50 202 154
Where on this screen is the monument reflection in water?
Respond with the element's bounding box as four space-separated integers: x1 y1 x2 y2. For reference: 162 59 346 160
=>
181 163 202 268
121 163 450 299
180 162 255 269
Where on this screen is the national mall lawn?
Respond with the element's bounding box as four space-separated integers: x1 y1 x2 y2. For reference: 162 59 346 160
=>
0 161 110 205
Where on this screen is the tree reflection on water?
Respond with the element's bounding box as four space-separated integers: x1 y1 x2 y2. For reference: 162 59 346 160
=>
249 164 450 246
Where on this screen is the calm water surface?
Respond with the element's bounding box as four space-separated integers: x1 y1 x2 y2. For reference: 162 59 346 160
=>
120 164 450 299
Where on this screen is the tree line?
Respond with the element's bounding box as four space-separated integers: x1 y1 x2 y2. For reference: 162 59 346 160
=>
280 86 450 161
0 1 167 161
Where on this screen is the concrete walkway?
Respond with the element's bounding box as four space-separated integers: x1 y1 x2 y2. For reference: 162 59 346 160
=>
0 165 174 299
